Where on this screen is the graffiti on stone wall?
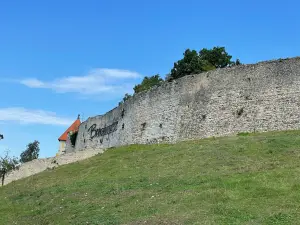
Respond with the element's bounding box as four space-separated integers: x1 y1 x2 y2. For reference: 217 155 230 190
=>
88 121 118 139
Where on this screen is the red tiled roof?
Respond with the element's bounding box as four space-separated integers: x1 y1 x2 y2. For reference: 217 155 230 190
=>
58 119 81 141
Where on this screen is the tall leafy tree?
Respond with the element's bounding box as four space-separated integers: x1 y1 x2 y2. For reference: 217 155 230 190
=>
20 140 40 163
169 46 237 80
120 74 163 103
170 49 203 80
199 47 233 68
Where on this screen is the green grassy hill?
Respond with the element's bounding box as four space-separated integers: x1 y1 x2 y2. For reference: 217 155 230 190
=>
2 131 300 225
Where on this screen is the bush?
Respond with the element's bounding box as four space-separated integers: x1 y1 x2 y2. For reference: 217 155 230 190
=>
133 74 163 94
120 74 163 105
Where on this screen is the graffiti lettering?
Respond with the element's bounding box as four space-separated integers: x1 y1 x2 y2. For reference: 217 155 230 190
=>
88 122 118 139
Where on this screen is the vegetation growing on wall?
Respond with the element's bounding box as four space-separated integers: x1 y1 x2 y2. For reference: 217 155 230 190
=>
69 131 78 147
20 140 40 163
120 75 163 104
121 46 240 103
169 46 240 80
133 74 163 93
122 93 132 103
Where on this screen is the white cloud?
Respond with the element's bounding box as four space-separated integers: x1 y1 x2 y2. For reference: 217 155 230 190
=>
88 68 141 78
18 68 142 97
0 108 74 126
20 78 45 88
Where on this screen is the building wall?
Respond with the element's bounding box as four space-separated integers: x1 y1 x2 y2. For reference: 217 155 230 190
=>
65 134 75 153
75 57 300 151
57 141 66 155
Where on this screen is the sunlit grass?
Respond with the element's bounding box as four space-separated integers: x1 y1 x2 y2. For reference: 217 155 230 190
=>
1 130 300 224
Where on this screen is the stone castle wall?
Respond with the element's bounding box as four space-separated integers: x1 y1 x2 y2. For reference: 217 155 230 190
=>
75 57 300 151
4 149 102 186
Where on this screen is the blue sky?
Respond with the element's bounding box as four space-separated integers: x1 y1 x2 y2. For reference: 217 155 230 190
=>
0 0 299 158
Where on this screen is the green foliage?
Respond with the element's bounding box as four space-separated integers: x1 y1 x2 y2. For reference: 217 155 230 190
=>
133 74 163 94
20 140 40 163
230 58 242 67
237 132 251 136
123 93 132 102
119 93 132 106
119 46 239 105
69 131 78 147
170 46 237 80
120 75 163 105
69 131 78 146
0 153 19 173
199 46 233 68
0 151 19 186
170 49 204 79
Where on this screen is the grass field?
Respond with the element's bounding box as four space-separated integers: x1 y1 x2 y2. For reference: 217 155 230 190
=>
1 130 300 224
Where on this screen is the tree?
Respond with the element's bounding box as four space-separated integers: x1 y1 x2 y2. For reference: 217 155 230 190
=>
0 151 19 186
170 49 204 80
133 74 163 94
199 47 233 68
20 140 40 163
169 46 237 80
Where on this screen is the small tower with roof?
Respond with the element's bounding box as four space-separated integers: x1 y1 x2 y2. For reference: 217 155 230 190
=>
57 115 81 155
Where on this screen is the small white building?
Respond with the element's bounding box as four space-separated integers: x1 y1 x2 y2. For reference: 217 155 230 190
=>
57 115 81 155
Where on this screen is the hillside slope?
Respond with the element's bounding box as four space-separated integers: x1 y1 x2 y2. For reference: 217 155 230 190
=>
1 131 300 224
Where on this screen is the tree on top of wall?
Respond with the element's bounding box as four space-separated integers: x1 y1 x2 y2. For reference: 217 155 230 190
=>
133 74 164 94
169 46 238 80
199 47 233 69
170 49 205 80
120 74 163 104
120 46 241 104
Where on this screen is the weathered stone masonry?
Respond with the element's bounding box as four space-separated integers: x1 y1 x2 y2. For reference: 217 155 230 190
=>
75 57 300 151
